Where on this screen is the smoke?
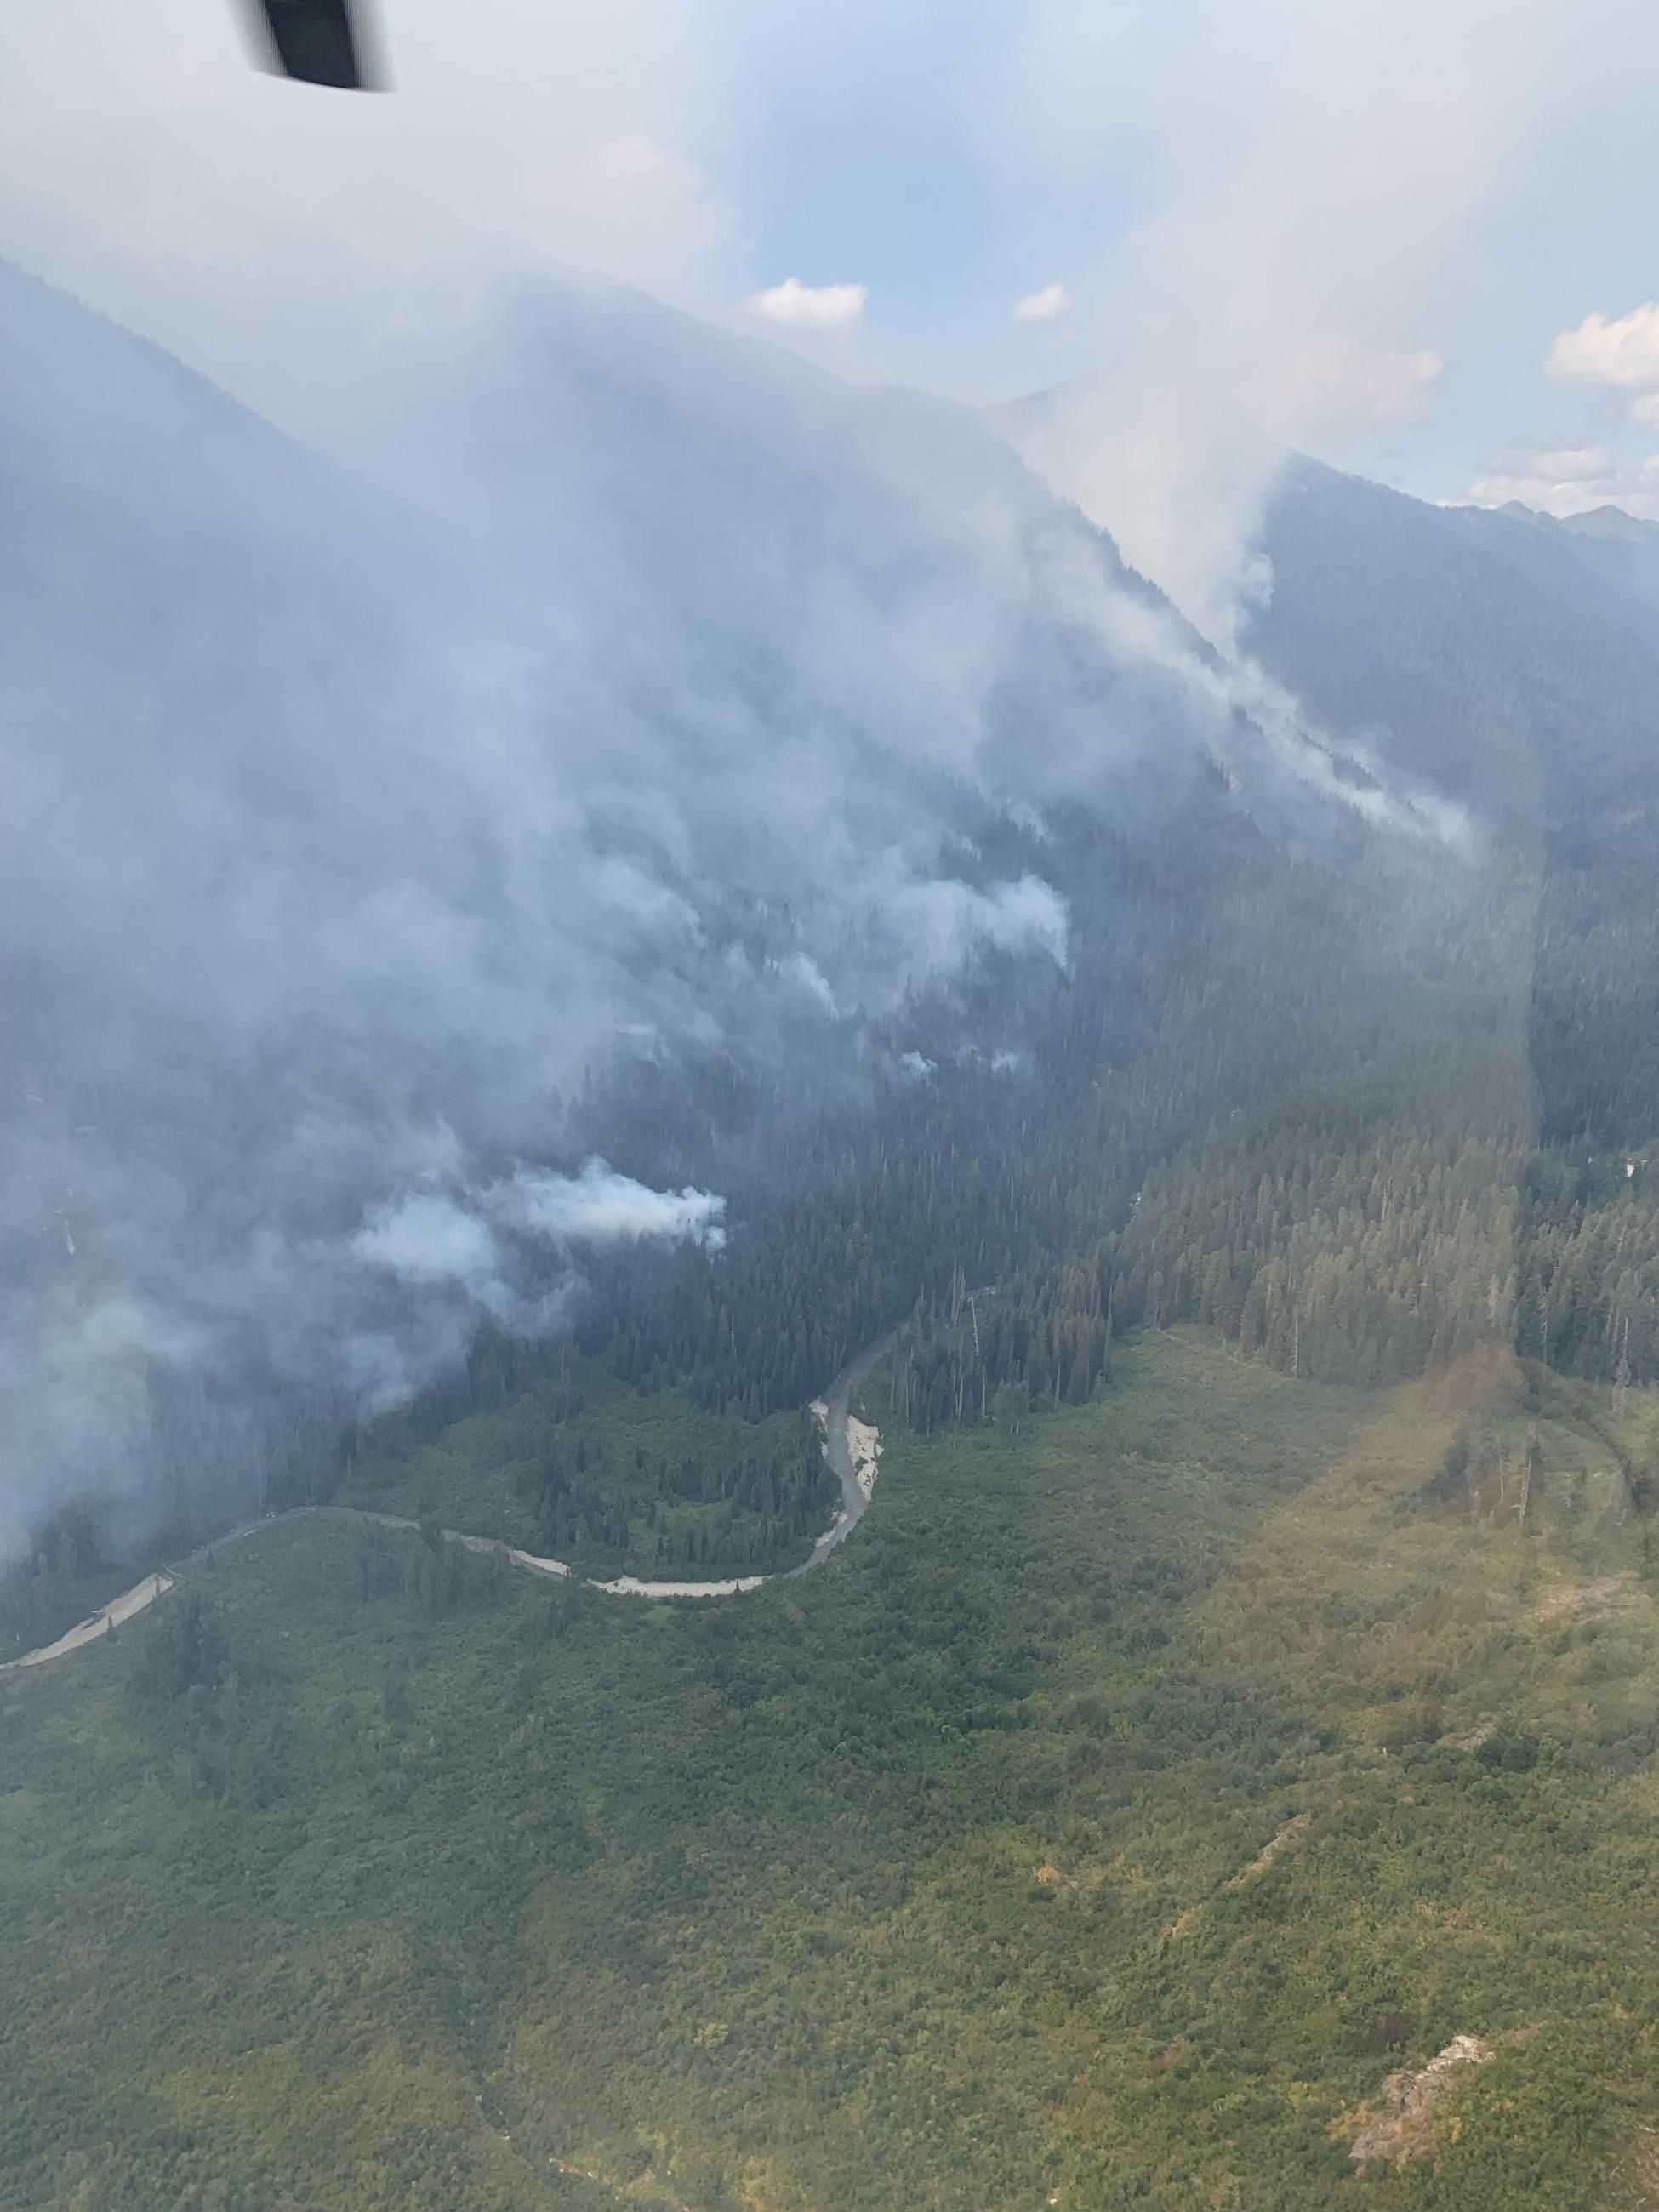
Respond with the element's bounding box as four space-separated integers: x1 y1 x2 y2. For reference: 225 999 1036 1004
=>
881 875 1069 975
346 1160 725 1403
354 1196 506 1298
9 0 1659 653
992 0 1612 646
0 260 1120 1551
0 250 1469 1559
0 0 741 442
494 1162 727 1250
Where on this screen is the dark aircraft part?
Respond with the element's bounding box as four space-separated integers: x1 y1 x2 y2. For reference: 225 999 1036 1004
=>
252 0 377 88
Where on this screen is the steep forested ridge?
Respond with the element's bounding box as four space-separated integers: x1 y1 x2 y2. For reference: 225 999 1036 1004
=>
1256 458 1659 1151
565 460 1659 1436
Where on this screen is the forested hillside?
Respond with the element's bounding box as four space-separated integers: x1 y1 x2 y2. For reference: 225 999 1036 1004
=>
11 596 1654 1641
1255 459 1659 1157
9 1332 1659 2209
552 459 1659 1432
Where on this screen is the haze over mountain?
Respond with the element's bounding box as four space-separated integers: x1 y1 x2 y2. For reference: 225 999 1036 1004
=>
2 258 1464 1562
11 240 1659 1587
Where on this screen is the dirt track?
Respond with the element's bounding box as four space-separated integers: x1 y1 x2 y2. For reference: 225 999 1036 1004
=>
1 1332 892 1675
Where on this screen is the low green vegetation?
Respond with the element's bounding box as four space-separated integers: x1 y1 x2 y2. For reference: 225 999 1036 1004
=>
6 1328 1659 2208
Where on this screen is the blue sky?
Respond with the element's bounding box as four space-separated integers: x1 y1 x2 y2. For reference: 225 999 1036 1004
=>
5 0 1659 609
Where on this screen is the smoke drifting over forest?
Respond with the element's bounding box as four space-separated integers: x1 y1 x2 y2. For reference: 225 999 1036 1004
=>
0 257 1463 1556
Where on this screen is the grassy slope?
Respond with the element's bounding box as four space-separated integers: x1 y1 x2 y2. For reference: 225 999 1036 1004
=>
3 1331 1658 2209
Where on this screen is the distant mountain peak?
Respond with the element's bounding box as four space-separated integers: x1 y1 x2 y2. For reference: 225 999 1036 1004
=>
1489 495 1656 544
1559 502 1658 544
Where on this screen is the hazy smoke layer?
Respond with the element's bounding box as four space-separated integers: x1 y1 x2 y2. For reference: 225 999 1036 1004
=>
995 0 1596 647
0 259 1446 1554
346 1162 725 1405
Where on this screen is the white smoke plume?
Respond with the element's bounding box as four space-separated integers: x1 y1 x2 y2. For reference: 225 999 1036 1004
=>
492 1161 727 1251
345 1160 725 1409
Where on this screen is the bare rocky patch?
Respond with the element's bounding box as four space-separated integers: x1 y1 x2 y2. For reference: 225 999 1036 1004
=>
1226 1811 1309 1888
1350 2034 1493 2165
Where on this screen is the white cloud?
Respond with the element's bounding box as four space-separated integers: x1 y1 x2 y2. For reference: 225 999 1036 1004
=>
1529 442 1612 482
1547 303 1659 387
1630 391 1659 428
1012 282 1071 323
1267 337 1443 426
1463 439 1659 520
744 277 867 328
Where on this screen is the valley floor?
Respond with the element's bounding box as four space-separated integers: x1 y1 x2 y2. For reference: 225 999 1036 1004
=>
3 1329 1657 2209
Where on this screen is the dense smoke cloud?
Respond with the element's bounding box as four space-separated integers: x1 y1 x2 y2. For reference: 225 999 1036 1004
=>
0 262 1124 1551
0 255 1465 1556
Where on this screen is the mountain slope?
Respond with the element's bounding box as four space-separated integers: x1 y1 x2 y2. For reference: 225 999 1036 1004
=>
3 262 1498 1591
0 261 1250 1565
1253 458 1659 1152
1253 457 1659 833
